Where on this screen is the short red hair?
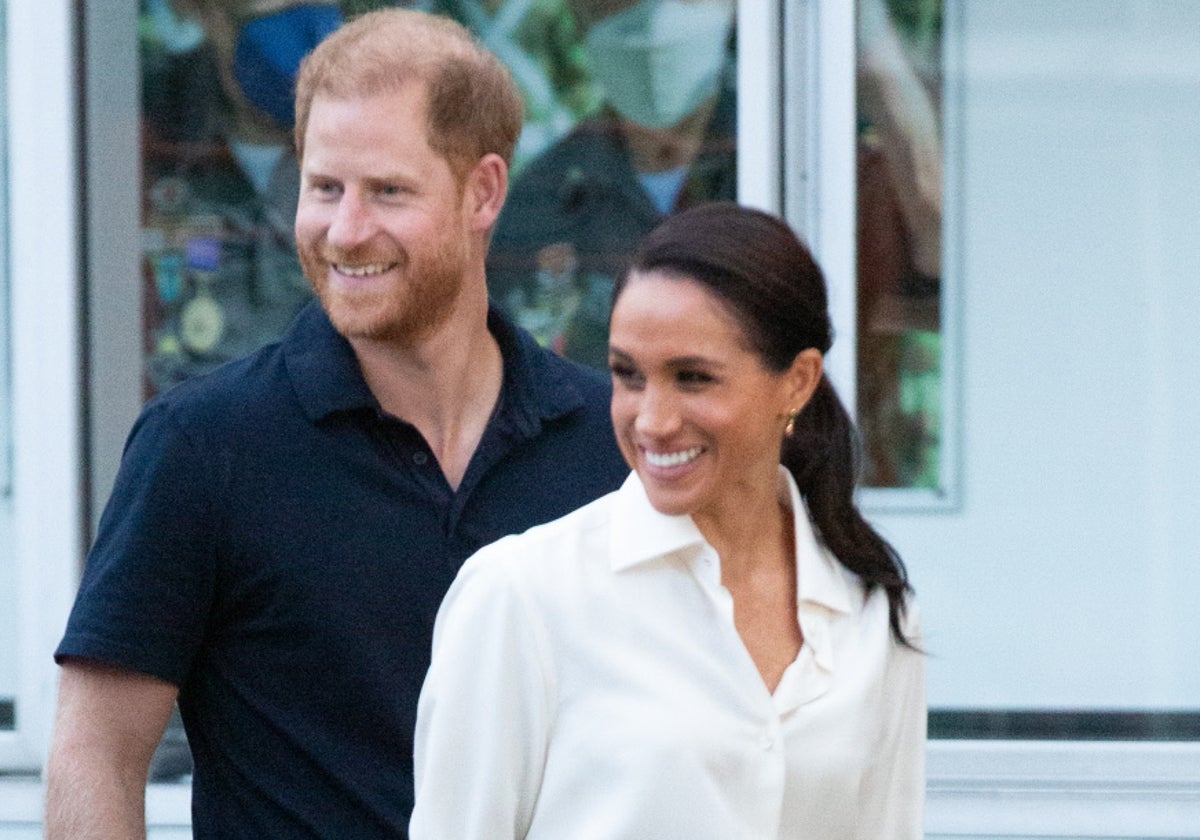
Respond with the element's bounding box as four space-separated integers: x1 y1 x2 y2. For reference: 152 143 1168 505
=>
294 8 523 183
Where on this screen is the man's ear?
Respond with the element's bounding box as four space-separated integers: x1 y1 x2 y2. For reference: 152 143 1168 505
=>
464 153 508 233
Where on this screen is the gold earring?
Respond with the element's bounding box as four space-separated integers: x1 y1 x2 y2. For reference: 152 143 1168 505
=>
784 409 799 437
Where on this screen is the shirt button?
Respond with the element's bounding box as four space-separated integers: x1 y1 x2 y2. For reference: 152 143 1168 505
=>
759 732 776 751
413 452 428 465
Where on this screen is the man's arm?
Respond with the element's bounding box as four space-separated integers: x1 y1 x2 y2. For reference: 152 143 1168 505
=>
46 659 179 840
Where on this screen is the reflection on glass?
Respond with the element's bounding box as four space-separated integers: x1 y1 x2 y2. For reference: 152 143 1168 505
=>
856 0 943 488
487 0 738 369
139 0 326 399
427 0 600 172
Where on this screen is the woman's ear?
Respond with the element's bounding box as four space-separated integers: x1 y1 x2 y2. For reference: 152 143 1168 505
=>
785 348 824 413
464 152 508 233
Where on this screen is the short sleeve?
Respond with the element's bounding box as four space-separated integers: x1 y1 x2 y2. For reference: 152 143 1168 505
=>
410 544 554 840
55 399 222 685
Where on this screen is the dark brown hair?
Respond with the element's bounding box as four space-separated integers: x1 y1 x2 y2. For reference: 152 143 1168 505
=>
294 8 524 182
616 202 915 646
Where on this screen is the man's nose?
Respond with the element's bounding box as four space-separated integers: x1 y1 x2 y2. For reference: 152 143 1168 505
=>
327 191 374 248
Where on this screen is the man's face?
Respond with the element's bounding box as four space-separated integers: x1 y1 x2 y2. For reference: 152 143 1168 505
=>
294 83 471 345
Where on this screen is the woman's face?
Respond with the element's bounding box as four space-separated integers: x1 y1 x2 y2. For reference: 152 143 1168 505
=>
608 270 817 531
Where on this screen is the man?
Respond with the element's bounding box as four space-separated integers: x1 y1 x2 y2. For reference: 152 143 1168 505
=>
487 0 737 369
46 9 628 838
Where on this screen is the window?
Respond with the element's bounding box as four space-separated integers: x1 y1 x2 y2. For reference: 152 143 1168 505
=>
855 0 945 493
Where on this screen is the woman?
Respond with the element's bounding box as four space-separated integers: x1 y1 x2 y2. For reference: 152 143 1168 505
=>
410 202 925 839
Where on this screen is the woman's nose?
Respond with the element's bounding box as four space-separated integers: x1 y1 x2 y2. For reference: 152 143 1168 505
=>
634 385 681 437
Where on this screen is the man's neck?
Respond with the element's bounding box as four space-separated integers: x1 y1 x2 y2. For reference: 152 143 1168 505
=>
350 295 503 492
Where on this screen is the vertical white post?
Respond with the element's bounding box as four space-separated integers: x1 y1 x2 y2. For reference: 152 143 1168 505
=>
737 1 783 213
808 0 858 408
6 0 82 769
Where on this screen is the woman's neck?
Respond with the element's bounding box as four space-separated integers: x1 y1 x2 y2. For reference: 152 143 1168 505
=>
693 477 792 583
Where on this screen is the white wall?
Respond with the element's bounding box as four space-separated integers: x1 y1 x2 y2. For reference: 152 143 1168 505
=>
876 0 1200 710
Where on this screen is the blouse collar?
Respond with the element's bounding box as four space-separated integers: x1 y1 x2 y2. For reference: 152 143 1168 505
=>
608 467 853 618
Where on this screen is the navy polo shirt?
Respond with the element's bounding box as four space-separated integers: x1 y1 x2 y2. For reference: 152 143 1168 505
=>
56 301 628 838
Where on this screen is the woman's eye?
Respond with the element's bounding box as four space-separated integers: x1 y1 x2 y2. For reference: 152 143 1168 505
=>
609 363 644 387
676 370 715 388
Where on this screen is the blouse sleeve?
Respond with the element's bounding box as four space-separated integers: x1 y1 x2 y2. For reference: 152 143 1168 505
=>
861 600 927 839
409 544 555 840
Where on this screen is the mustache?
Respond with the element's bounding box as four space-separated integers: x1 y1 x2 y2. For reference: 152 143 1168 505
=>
319 243 407 267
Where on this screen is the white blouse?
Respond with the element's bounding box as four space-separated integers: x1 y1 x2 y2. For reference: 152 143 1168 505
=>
411 469 925 839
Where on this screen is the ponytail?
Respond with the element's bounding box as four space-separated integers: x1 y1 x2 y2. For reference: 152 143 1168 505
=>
783 376 916 648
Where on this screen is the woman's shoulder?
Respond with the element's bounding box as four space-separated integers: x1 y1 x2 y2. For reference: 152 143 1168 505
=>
433 492 623 652
458 490 620 588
